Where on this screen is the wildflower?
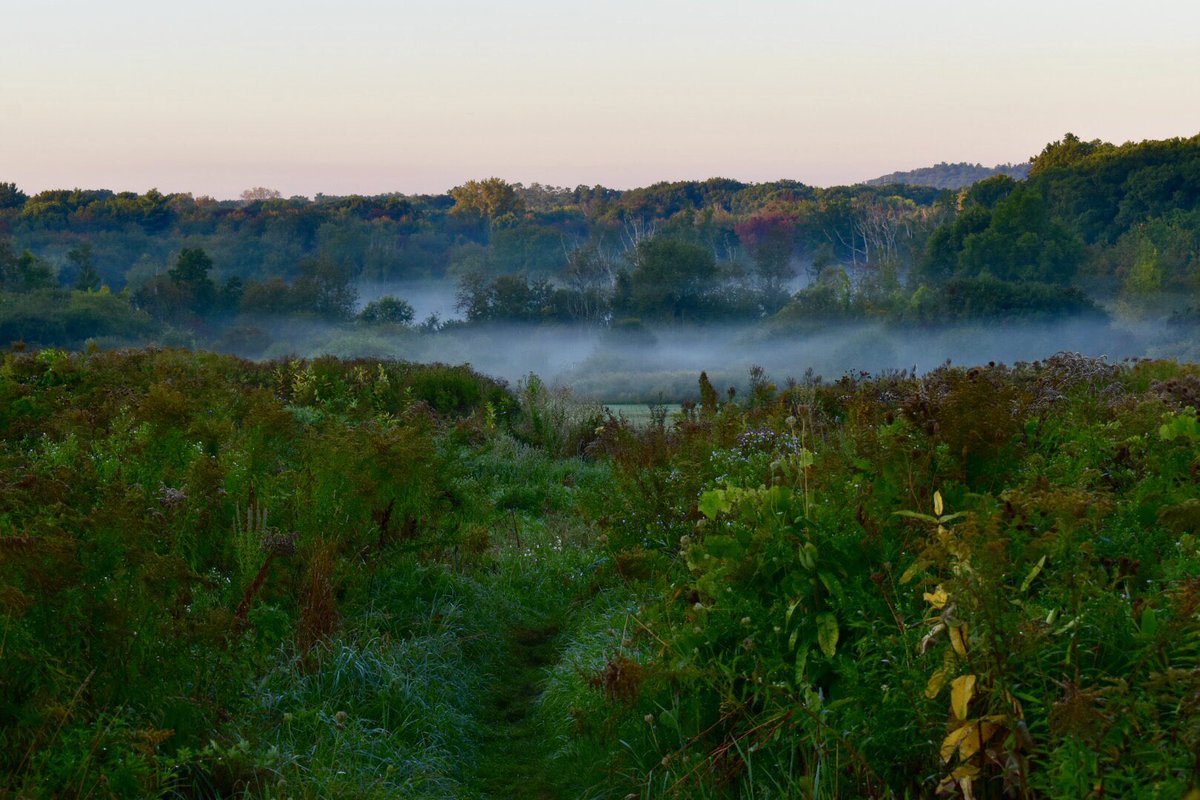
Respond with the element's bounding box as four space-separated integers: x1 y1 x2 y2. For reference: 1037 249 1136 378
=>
157 484 187 508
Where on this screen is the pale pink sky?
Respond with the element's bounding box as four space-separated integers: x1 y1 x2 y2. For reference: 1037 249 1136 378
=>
4 0 1198 198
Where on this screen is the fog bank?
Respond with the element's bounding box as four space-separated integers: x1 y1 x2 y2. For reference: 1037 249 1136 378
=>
239 316 1194 402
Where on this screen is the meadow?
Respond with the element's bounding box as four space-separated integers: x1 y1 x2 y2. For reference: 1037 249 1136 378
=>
1 347 1198 798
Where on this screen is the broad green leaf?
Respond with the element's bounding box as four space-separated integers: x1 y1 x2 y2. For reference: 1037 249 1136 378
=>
703 535 739 558
1140 607 1159 637
794 647 809 686
894 510 938 523
1159 411 1200 442
950 674 976 720
816 612 839 658
798 542 817 571
786 597 803 627
817 570 844 602
764 484 791 506
1019 555 1047 593
698 490 732 520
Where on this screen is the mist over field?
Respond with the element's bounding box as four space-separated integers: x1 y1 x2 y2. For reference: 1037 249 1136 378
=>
243 315 1187 402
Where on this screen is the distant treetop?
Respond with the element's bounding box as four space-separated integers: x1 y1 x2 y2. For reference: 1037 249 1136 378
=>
865 161 1031 190
240 187 283 203
0 182 28 210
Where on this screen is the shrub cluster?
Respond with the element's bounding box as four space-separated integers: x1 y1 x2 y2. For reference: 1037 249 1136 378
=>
547 356 1200 798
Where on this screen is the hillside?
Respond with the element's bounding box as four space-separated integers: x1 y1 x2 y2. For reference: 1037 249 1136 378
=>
865 161 1031 189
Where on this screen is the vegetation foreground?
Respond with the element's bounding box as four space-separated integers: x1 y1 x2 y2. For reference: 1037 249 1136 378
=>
2 348 1199 798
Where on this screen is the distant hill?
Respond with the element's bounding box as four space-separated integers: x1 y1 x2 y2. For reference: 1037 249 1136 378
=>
865 161 1031 189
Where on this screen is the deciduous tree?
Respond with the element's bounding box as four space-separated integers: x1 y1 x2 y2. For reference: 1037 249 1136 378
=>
625 237 719 322
68 243 101 291
449 178 525 221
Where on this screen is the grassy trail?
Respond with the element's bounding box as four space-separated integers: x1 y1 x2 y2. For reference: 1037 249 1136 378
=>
473 621 563 800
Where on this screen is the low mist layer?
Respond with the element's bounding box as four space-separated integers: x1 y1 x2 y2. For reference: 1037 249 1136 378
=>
243 317 1189 402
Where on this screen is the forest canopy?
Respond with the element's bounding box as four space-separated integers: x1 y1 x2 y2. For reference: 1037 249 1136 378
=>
0 133 1197 350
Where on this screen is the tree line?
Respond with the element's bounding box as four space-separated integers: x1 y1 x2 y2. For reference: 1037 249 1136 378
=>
1 133 1198 347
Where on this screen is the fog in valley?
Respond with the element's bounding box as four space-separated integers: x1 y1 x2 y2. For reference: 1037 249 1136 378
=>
240 296 1194 402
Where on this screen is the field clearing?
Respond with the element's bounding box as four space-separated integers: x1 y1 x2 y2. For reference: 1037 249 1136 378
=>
602 402 684 427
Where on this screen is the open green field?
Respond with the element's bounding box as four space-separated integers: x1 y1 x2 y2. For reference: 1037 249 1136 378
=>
603 403 685 428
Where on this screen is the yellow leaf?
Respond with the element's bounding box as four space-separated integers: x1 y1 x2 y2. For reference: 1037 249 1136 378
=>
959 721 1000 762
936 769 979 800
949 623 969 657
1002 689 1025 721
899 559 927 584
941 720 1000 763
940 724 972 762
923 587 949 609
1181 790 1200 800
950 674 976 720
925 667 948 699
934 490 944 516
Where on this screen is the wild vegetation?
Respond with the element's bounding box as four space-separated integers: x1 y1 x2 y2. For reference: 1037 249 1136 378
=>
2 130 1199 798
2 347 1199 798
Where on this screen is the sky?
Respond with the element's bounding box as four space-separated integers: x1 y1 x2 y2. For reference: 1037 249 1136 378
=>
3 0 1199 199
